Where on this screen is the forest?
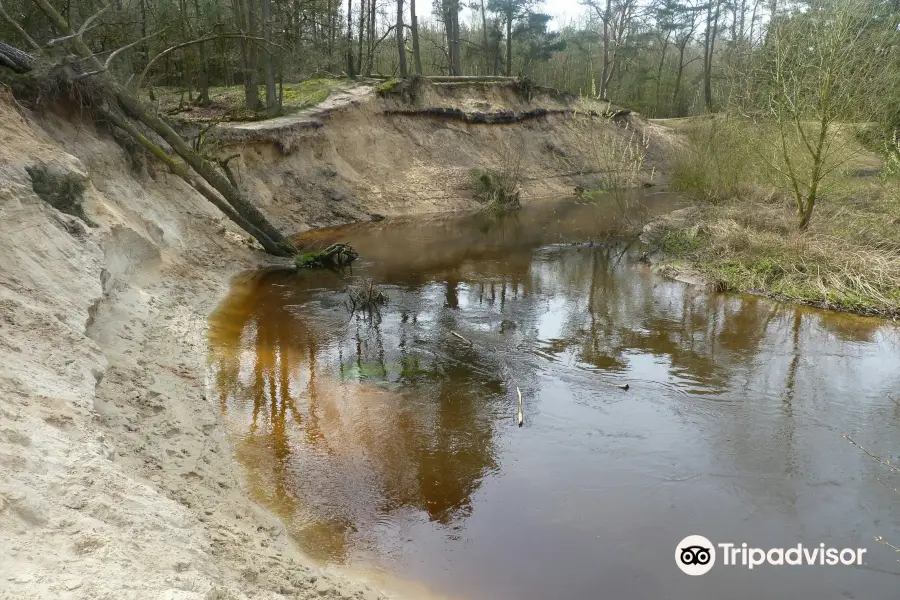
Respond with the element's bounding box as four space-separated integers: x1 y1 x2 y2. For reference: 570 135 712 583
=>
1 0 899 313
2 0 897 119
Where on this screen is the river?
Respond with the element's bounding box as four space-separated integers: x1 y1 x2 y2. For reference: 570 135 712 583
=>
208 195 900 600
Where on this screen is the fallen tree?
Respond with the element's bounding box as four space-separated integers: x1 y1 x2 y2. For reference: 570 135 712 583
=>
5 1 297 257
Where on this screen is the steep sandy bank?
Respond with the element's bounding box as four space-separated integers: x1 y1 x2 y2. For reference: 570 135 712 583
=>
202 79 675 231
0 94 387 600
0 81 676 599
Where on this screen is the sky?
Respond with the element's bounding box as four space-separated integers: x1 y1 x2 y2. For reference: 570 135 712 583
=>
411 0 592 31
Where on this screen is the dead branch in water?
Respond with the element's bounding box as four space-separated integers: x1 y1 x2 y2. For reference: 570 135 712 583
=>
843 435 900 473
345 278 387 314
516 386 523 427
451 331 473 346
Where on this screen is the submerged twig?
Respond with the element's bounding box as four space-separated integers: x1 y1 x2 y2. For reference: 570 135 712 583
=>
516 386 523 427
844 435 900 473
451 331 473 346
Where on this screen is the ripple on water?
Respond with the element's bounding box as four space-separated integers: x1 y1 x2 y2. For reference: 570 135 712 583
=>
208 197 900 600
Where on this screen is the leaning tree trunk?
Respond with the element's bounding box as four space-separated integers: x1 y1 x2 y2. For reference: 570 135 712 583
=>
101 108 280 250
29 0 295 256
0 41 35 72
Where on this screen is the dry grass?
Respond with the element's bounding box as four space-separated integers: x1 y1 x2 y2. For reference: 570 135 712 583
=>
655 190 900 316
471 144 523 212
656 116 900 317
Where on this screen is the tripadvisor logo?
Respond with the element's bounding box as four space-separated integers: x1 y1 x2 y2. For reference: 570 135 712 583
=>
675 535 867 576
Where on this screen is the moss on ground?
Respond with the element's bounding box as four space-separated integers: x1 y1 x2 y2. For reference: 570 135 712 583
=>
144 78 348 122
375 78 403 95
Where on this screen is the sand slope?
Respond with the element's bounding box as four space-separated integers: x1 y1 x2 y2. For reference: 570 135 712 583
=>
0 81 674 599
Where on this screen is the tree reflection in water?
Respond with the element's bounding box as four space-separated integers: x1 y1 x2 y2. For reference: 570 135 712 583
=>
207 198 900 589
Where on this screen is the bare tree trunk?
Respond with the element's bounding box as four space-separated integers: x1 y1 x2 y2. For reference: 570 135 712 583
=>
356 0 365 74
673 42 687 115
450 1 461 76
261 0 277 115
505 6 512 76
396 0 407 77
346 0 354 76
235 0 260 110
326 0 335 61
191 0 210 105
703 0 721 111
367 0 375 72
247 0 259 109
410 0 422 74
654 30 670 116
600 0 610 97
479 0 489 75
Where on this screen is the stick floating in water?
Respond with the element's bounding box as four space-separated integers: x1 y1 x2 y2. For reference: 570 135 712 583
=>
451 331 473 346
516 386 523 427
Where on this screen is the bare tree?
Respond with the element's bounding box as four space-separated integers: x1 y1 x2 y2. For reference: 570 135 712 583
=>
703 0 722 111
347 0 355 76
760 0 886 230
586 0 640 99
410 0 422 73
262 0 277 114
396 0 407 76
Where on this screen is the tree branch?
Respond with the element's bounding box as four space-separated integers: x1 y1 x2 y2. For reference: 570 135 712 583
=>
75 28 167 78
131 33 284 91
0 0 41 50
47 2 111 46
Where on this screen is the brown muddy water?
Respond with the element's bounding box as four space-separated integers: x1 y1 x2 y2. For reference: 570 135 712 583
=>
208 195 900 600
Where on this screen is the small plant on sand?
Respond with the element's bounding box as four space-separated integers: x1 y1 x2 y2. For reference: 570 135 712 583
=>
471 145 523 212
471 168 522 211
25 164 96 226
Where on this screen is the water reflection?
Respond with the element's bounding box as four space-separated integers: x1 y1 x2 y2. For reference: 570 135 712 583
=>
208 197 900 600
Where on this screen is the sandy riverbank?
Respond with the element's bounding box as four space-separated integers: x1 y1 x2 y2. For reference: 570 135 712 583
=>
0 80 674 599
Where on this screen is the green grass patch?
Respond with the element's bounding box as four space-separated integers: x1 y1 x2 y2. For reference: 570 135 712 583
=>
145 78 348 122
281 78 342 109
